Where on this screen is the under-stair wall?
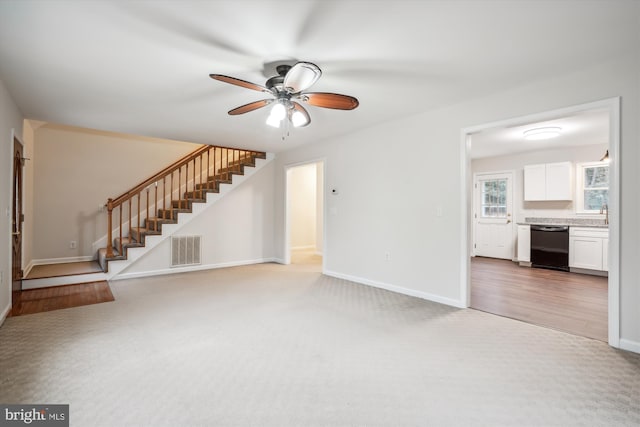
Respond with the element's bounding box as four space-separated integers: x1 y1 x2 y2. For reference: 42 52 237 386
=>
30 124 199 266
111 156 276 280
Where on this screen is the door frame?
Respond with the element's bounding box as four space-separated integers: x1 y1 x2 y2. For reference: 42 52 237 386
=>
472 170 515 259
460 97 621 348
10 132 25 310
283 158 326 271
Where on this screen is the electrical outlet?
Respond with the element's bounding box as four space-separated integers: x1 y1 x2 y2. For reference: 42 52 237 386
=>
385 251 391 261
69 241 77 249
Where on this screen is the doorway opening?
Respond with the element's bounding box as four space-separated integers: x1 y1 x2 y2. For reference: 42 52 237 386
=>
285 161 324 270
461 98 620 346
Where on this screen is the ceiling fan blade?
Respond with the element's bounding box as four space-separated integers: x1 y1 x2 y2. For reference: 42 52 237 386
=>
302 92 359 110
210 74 270 93
283 62 322 93
228 99 273 115
291 102 311 127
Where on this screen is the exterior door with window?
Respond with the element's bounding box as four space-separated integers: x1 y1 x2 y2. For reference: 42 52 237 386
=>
474 172 514 259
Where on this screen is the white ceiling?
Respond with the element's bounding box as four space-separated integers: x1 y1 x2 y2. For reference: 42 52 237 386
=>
470 109 610 159
0 1 637 153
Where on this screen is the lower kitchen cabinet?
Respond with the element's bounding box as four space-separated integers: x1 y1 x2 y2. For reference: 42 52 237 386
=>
569 227 609 272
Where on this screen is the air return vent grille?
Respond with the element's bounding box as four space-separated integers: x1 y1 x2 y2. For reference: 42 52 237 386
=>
171 235 201 267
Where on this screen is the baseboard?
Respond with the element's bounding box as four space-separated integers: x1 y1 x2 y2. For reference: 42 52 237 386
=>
31 256 95 266
323 270 466 309
271 258 287 265
23 260 35 278
0 303 11 327
619 339 640 354
113 258 279 281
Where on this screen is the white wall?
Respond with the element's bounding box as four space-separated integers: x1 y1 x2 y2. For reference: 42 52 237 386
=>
316 162 324 255
120 161 275 276
472 144 608 223
289 163 317 249
31 124 199 262
273 52 640 345
0 79 24 321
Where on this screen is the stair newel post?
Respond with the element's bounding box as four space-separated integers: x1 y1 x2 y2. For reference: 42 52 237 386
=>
128 196 132 237
119 204 123 255
235 149 238 173
162 177 166 219
154 182 158 231
205 149 210 190
225 147 229 177
197 155 202 198
185 161 189 204
146 186 150 231
137 192 141 240
106 198 114 258
170 172 174 219
217 147 221 183
178 167 182 209
192 158 196 198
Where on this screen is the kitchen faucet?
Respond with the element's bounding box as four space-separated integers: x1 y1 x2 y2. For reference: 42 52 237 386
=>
600 203 609 225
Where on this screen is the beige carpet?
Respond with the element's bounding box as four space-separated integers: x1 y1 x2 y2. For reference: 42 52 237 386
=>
1 257 639 426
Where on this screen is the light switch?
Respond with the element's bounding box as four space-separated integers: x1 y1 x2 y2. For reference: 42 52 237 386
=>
436 205 443 217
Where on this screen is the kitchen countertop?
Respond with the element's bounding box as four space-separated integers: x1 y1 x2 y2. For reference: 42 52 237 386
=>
517 217 608 229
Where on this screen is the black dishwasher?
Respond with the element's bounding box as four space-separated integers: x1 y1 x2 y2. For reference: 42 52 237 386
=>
530 225 570 272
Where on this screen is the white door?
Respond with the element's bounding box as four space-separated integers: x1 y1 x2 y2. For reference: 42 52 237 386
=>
474 172 514 259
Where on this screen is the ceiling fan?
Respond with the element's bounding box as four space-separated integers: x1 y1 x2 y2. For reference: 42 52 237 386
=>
209 61 359 132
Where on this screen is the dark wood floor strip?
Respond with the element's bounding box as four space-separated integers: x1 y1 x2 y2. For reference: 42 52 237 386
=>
470 257 607 341
10 281 114 317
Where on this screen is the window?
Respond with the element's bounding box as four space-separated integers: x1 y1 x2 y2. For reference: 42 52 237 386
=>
576 161 609 214
480 178 507 218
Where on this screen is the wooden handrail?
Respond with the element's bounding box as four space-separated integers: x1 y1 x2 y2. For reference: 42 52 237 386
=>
111 145 210 207
105 144 265 258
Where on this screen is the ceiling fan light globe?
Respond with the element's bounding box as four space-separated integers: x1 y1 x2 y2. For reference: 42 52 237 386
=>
284 62 321 93
270 102 287 121
266 114 281 128
292 111 308 127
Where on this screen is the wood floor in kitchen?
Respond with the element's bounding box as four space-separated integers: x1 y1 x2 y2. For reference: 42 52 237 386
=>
470 256 607 342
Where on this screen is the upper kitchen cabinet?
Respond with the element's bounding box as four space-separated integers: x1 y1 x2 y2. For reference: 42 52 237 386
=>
524 161 572 201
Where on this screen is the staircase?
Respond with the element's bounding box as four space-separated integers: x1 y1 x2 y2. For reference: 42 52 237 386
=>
97 144 267 275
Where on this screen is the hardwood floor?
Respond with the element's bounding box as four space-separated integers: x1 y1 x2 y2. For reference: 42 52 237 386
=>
470 257 607 341
9 281 114 317
25 261 103 279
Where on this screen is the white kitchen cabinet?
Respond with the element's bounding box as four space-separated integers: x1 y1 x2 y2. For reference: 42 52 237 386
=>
517 224 530 262
569 227 609 272
524 161 572 201
523 164 546 201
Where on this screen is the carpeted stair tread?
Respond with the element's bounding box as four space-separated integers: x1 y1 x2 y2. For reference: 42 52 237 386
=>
145 217 178 233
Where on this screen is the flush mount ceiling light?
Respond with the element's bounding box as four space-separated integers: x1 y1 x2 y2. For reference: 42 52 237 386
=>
209 61 359 139
523 126 562 140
